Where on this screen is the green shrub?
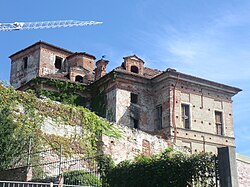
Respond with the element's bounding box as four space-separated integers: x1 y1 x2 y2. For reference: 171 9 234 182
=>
102 151 216 187
63 170 101 186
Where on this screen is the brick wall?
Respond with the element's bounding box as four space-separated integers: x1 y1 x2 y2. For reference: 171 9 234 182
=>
101 124 169 163
0 167 32 181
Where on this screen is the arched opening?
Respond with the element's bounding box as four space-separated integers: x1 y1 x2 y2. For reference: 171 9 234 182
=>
131 66 139 74
75 75 83 83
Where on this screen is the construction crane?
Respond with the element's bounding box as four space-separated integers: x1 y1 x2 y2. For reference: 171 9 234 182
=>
0 20 103 31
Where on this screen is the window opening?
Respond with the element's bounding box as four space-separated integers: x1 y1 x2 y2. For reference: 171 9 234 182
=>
131 93 138 104
215 111 223 135
75 75 83 83
181 104 190 129
23 57 28 70
131 66 139 73
55 56 63 69
156 105 162 130
133 118 139 129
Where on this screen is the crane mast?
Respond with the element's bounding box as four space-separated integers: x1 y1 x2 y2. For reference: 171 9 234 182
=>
0 20 103 31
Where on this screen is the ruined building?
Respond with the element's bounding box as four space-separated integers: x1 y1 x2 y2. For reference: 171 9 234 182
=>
9 41 241 154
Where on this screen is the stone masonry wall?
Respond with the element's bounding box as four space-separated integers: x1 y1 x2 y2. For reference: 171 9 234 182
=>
41 117 169 164
0 167 32 181
39 45 70 76
237 154 250 187
101 124 169 163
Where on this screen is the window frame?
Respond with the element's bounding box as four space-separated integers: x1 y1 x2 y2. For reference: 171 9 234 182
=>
181 103 191 129
23 57 28 70
214 110 224 135
130 65 139 74
75 75 84 83
130 93 138 104
156 104 163 130
55 56 63 70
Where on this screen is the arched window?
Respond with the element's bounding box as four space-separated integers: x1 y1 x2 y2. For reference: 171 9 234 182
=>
131 66 139 74
75 75 83 83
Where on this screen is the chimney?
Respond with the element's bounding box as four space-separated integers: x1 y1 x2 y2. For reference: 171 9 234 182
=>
94 59 109 80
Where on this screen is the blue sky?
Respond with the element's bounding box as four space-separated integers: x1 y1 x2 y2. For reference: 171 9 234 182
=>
0 0 249 156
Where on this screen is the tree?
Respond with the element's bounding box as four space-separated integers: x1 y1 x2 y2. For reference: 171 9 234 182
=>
0 107 28 169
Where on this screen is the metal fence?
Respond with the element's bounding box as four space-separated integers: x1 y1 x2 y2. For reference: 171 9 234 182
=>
0 142 101 187
0 180 96 187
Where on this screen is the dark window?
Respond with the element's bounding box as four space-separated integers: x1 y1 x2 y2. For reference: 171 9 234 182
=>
131 93 138 104
23 57 28 70
55 56 63 69
133 118 139 129
131 66 139 73
75 75 83 83
215 111 223 135
156 105 162 130
181 104 190 129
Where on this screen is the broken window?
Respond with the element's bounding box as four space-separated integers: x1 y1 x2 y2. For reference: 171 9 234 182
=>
75 75 83 83
181 104 190 129
215 111 223 135
23 57 28 70
133 118 139 129
130 93 138 104
131 66 139 73
55 56 63 69
156 105 162 130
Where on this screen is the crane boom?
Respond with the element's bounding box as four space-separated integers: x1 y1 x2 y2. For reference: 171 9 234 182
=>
0 20 103 31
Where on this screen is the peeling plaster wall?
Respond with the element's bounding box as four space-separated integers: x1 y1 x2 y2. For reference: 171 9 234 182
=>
101 125 169 163
10 49 40 88
106 88 117 122
115 78 155 132
116 89 131 127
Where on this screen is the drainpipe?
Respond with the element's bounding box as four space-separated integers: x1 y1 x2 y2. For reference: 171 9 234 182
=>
172 74 180 144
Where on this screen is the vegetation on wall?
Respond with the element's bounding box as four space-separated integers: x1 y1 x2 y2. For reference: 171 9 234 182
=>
32 77 87 106
98 149 217 187
90 92 106 118
0 83 121 169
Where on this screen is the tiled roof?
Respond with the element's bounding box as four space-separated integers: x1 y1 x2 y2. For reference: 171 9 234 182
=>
114 66 162 79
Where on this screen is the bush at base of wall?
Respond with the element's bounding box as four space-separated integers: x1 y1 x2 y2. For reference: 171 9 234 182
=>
63 170 101 186
102 149 217 187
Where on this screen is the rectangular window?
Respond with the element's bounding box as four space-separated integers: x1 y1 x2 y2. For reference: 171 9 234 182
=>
181 104 190 129
55 56 63 69
215 111 223 135
156 105 162 130
23 57 28 70
130 93 138 104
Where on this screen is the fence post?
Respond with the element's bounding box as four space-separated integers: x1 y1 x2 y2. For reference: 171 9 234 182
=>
217 146 238 187
59 144 62 175
27 137 32 166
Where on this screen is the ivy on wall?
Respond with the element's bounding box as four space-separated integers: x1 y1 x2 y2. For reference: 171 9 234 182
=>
0 83 121 169
31 78 87 106
98 149 216 187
